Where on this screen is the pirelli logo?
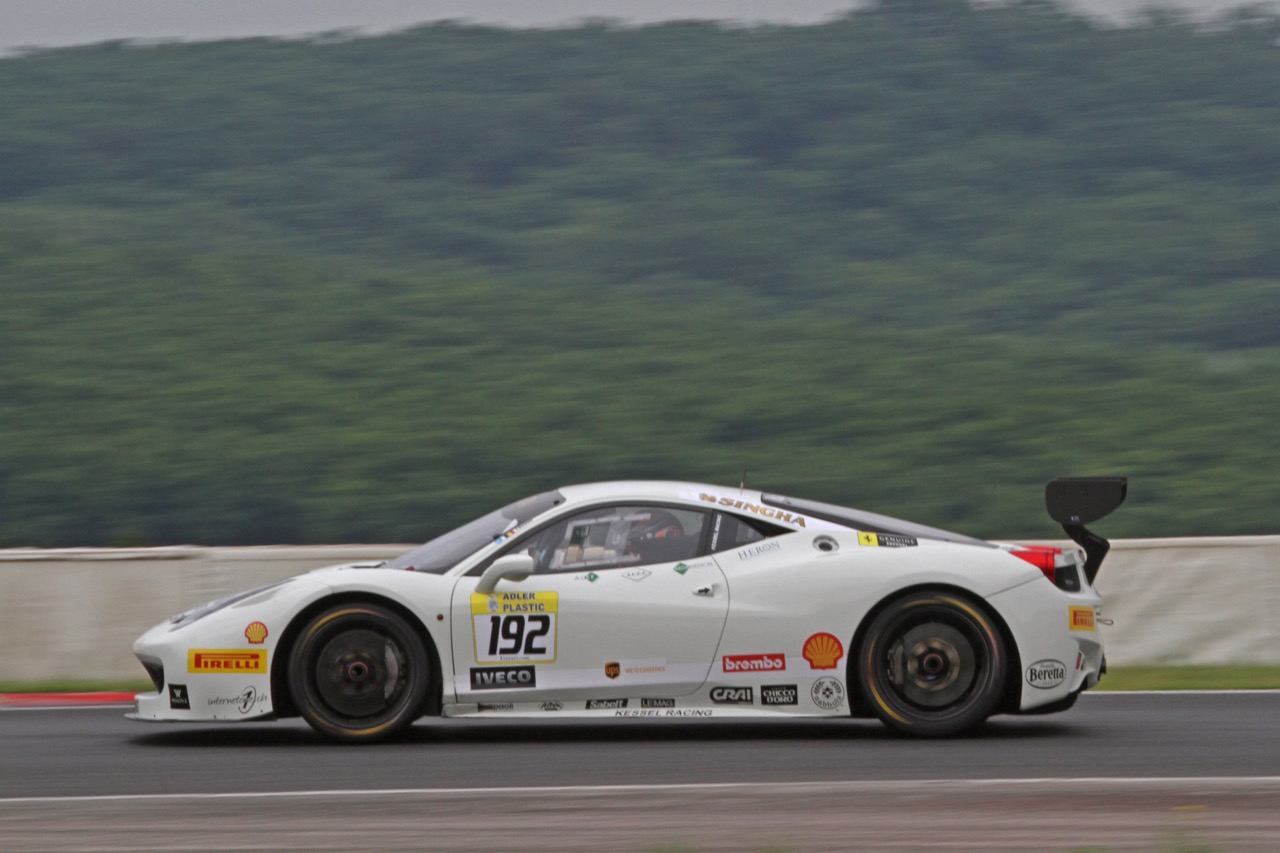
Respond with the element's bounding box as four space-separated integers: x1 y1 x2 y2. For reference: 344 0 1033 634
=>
188 649 267 674
1068 606 1096 632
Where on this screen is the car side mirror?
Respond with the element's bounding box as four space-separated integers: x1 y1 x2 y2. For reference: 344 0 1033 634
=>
475 554 536 594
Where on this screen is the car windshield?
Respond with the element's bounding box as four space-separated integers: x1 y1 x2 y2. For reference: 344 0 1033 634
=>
384 490 566 573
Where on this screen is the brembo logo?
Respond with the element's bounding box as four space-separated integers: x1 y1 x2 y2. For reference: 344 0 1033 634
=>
470 665 537 690
188 650 266 674
722 653 785 673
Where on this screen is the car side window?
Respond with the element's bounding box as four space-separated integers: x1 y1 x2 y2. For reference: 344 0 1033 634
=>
520 505 708 573
709 512 790 552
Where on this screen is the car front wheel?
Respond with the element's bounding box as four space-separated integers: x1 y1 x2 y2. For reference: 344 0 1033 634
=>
288 603 430 743
858 592 1007 737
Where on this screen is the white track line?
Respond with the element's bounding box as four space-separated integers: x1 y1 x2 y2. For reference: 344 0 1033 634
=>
4 777 1280 806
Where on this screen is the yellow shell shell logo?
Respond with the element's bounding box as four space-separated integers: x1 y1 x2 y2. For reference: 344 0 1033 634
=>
802 632 844 670
244 621 269 644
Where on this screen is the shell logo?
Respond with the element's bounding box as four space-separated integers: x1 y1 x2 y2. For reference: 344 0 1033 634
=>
244 621 269 644
802 632 844 670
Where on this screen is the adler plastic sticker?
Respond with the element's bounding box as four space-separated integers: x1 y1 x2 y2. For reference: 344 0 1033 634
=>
472 592 559 663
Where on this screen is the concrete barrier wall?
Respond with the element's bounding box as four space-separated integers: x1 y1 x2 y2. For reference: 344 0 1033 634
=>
1 537 1276 683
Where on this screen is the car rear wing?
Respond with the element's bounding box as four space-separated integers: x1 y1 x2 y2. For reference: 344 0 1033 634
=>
1045 477 1128 584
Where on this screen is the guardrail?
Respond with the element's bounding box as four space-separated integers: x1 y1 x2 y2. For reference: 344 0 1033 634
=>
1 537 1276 683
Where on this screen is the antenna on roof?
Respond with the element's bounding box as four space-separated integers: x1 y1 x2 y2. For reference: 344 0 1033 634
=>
740 467 748 491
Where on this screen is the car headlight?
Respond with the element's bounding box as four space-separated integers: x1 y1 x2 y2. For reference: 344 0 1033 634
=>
169 579 293 628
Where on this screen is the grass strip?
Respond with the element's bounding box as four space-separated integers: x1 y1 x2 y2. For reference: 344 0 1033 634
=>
1097 666 1280 691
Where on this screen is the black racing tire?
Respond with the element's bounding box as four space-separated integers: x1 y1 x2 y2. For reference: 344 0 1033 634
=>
858 591 1007 738
288 603 430 743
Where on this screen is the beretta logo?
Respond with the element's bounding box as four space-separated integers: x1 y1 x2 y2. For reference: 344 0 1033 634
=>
168 684 190 710
586 698 628 710
761 684 799 706
710 686 753 705
1025 659 1067 689
470 665 536 690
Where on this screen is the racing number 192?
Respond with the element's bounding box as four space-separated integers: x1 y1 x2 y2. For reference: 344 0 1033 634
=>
486 614 551 656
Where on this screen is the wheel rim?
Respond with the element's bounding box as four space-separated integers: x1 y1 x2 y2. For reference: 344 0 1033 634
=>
311 627 408 720
890 621 976 708
872 600 998 721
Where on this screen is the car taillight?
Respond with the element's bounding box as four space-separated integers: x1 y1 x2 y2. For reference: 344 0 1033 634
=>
1011 545 1061 583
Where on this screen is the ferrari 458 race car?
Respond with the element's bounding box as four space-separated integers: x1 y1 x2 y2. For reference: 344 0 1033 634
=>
131 477 1126 742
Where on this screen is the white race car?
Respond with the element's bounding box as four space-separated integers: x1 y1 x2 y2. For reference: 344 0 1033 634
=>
131 477 1126 741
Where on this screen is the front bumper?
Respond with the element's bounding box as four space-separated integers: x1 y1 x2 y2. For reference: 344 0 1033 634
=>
129 575 331 723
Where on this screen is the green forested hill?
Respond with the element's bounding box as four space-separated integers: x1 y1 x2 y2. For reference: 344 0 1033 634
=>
1 0 1278 545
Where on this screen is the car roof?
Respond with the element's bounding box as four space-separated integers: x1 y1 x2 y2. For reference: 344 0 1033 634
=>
552 481 991 546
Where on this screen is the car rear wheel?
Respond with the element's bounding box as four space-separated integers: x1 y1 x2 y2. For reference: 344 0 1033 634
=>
858 592 1006 737
288 603 429 743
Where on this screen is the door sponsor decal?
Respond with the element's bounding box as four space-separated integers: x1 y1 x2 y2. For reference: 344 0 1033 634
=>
586 698 628 710
722 653 785 673
642 698 676 708
736 541 782 562
761 684 799 706
1025 660 1067 689
472 591 559 663
188 649 267 674
710 686 753 705
470 665 537 690
244 622 269 644
857 532 918 548
606 658 668 679
1068 606 1096 631
621 569 652 582
802 632 844 670
811 677 846 711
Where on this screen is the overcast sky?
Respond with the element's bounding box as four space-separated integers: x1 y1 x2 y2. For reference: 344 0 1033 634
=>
2 0 1277 55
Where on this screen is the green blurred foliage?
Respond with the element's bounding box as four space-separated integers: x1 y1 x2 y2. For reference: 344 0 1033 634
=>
1 2 1278 545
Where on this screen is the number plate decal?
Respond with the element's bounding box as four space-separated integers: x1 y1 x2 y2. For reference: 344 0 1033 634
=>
471 592 559 664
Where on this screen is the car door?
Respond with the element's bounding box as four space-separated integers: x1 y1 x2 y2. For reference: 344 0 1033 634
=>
450 504 729 704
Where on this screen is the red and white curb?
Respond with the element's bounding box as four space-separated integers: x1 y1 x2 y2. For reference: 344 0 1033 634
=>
0 692 135 708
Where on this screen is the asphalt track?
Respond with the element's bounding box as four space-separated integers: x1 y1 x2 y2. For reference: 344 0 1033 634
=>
1 692 1278 851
